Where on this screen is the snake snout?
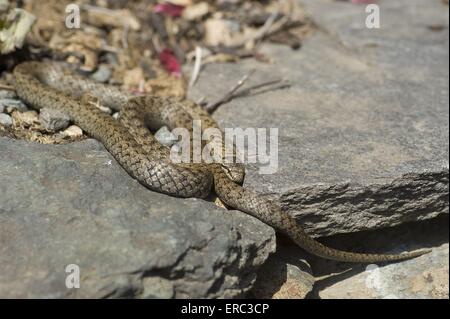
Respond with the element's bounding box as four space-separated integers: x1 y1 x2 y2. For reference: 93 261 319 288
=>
220 163 246 185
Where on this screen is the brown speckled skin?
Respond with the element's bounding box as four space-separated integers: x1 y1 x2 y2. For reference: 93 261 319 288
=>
13 61 430 262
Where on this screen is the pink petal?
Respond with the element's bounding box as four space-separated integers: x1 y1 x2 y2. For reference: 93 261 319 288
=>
154 3 184 17
159 48 181 77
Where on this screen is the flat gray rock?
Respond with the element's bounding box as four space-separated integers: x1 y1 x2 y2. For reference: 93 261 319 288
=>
188 0 449 236
0 137 275 298
39 108 71 132
319 242 448 299
296 214 448 299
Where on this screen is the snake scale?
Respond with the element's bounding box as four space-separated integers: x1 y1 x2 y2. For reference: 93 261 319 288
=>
12 61 430 262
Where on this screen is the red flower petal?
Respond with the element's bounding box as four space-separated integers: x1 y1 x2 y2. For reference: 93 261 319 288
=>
159 48 181 77
154 3 184 17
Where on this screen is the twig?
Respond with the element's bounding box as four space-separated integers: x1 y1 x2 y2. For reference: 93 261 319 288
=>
204 77 290 114
254 11 279 47
205 70 255 113
0 84 15 91
233 80 291 98
229 15 291 48
188 46 202 88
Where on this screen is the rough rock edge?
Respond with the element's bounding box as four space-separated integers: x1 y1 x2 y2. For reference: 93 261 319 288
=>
0 136 277 299
264 170 449 238
65 219 276 299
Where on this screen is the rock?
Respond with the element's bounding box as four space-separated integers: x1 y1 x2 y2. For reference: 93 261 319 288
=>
307 215 449 299
154 126 177 147
249 241 314 299
91 64 112 83
0 89 17 99
62 125 83 138
319 244 449 299
0 98 28 113
187 0 449 236
0 113 12 126
39 108 71 132
0 137 275 298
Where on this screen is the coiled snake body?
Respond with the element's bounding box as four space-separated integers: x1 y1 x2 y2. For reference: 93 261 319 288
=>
13 61 429 262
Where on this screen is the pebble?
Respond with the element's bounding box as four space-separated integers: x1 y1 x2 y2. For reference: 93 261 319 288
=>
154 126 178 147
0 90 17 99
0 99 28 113
39 108 71 132
91 64 112 83
0 113 13 127
62 125 83 138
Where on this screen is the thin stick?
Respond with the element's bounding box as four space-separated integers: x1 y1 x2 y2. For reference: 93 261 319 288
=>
230 15 291 48
0 84 15 91
233 79 291 98
205 70 255 113
254 11 279 47
204 78 290 114
234 81 291 98
188 46 203 88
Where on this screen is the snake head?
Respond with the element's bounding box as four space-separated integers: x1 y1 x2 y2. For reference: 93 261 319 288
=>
220 163 245 185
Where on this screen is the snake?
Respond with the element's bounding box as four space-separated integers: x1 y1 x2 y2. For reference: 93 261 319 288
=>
12 61 430 263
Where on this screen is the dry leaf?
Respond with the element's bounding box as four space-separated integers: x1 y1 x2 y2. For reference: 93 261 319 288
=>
0 6 36 54
86 8 141 30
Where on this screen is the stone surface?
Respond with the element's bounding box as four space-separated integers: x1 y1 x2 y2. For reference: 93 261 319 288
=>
0 98 28 113
39 107 71 132
0 89 17 100
188 0 449 236
309 215 449 299
0 137 276 298
249 240 314 299
91 64 112 83
0 113 12 126
319 243 449 299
